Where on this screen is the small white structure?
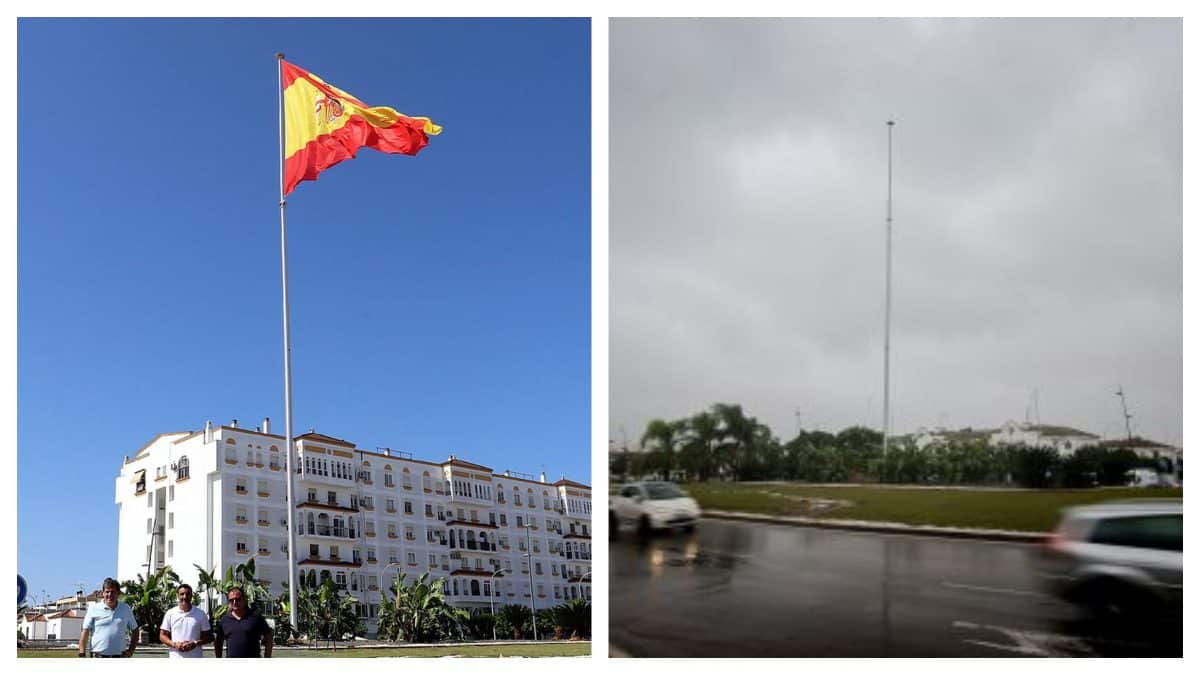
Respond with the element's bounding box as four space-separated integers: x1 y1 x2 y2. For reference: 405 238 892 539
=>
19 614 48 641
989 421 1100 456
45 608 86 641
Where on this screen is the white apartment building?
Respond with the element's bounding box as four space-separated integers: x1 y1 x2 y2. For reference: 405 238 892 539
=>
115 419 591 634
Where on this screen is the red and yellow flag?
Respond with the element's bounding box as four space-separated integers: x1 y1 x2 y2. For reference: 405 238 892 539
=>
282 60 441 195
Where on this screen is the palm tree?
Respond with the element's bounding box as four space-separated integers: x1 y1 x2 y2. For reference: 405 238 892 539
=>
551 598 590 639
121 566 179 643
222 557 271 615
192 565 222 621
378 572 463 643
641 418 684 480
681 411 720 481
713 403 765 481
497 603 532 640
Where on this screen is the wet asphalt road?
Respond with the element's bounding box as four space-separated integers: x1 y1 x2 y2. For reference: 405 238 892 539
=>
609 519 1182 657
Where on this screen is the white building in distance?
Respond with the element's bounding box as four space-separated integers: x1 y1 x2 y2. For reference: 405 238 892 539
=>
115 419 591 633
989 421 1101 455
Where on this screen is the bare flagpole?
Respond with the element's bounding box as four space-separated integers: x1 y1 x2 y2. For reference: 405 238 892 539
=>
276 52 299 631
882 120 894 476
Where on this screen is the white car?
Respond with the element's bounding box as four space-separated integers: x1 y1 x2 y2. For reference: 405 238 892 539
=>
611 481 701 536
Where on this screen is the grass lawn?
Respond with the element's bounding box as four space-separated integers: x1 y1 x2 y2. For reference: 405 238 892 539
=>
19 642 591 658
686 482 1182 533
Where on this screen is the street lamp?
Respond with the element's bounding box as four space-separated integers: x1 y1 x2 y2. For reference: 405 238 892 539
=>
377 561 403 633
522 523 538 641
489 568 505 642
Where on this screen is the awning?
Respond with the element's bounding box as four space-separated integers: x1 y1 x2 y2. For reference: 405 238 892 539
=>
132 469 146 485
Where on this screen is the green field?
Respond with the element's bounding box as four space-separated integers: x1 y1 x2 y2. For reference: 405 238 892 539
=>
18 643 590 659
687 482 1183 533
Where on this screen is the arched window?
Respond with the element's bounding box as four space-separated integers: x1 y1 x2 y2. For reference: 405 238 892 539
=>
422 472 432 491
176 456 190 480
470 580 480 596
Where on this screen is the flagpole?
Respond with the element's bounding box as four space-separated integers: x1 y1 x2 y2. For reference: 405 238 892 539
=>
277 52 299 632
882 120 894 478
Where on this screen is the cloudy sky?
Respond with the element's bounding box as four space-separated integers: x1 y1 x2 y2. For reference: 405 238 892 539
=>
610 18 1182 448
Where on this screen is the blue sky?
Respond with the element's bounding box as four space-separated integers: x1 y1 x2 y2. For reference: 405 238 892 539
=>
16 17 591 601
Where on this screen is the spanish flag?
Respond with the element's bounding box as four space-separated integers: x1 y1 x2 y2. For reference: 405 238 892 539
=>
282 60 441 195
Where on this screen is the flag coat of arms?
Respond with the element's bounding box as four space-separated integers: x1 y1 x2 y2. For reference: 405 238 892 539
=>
281 60 441 194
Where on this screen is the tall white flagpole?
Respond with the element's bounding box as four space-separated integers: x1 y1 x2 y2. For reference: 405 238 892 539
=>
882 120 894 475
276 52 300 632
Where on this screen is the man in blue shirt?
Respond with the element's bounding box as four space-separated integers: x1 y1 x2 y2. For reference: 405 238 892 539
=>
79 578 139 658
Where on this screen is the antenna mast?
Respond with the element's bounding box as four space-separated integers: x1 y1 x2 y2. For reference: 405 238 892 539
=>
1116 385 1133 444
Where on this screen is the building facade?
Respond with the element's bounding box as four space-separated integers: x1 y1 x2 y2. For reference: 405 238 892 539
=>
115 419 591 634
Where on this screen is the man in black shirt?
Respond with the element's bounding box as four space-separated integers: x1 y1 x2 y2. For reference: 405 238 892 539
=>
214 587 273 658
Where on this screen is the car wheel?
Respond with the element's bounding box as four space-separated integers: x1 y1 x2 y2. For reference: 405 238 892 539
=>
1082 579 1154 635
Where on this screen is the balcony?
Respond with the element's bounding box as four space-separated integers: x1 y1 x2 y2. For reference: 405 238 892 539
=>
235 486 248 495
257 548 270 556
303 525 357 539
258 491 270 498
235 516 248 524
257 519 271 527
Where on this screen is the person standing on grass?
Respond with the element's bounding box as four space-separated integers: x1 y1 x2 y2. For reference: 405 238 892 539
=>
213 586 272 658
160 584 212 658
78 577 139 658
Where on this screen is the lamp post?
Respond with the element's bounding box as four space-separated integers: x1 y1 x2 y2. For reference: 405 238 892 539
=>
377 561 402 636
489 568 505 641
578 570 592 601
523 523 538 640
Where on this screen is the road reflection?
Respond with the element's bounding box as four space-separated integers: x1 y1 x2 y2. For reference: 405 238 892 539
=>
610 520 1180 657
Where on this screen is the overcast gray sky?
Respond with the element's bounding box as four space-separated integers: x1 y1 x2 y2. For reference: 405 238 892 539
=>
610 18 1182 449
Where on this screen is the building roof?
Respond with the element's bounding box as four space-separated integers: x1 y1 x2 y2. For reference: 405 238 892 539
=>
296 431 357 448
553 478 591 490
1029 425 1099 439
1098 437 1176 450
444 456 494 472
130 431 191 461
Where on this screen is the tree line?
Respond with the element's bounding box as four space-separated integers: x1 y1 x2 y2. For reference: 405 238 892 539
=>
113 559 589 646
611 402 1160 488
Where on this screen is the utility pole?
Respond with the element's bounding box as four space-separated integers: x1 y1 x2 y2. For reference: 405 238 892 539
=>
1116 385 1134 444
882 120 895 468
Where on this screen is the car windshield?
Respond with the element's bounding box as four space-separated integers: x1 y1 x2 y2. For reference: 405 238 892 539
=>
644 482 686 500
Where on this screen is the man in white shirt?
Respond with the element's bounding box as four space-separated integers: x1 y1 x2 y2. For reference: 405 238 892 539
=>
159 584 212 658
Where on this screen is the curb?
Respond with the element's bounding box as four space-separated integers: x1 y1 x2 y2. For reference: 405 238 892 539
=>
702 510 1048 543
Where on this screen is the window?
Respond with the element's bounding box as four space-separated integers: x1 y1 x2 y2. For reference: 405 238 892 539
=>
429 554 437 567
168 540 174 557
327 491 337 505
168 485 175 501
500 514 507 526
307 488 317 502
235 478 247 494
310 544 319 558
425 504 433 517
236 538 248 554
387 499 396 513
168 513 174 529
404 501 413 515
407 552 416 565
330 545 340 560
384 472 395 487
176 456 190 480
1089 515 1182 551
